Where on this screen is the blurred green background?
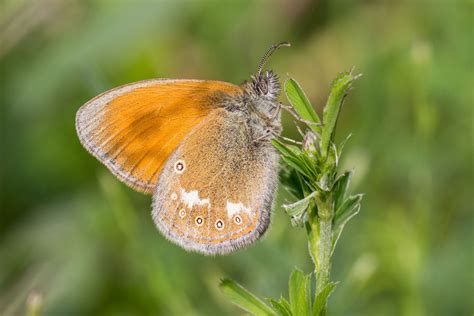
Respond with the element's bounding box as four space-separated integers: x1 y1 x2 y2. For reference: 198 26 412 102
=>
1 0 472 315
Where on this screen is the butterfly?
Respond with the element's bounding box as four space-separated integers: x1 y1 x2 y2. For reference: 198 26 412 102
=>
75 42 290 255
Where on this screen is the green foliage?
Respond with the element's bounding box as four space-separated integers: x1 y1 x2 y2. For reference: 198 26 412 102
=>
219 279 275 316
221 269 320 316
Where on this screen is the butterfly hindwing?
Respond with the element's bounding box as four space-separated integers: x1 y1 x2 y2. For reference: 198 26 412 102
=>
76 79 243 194
152 108 280 255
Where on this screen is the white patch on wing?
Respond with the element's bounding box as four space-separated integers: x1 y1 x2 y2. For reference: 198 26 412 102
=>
226 201 251 218
180 189 210 208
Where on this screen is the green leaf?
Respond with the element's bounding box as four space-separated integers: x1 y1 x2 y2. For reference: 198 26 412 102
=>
285 78 321 132
272 139 301 159
337 133 352 157
282 191 317 217
332 171 352 211
279 296 291 314
332 196 362 254
300 153 320 179
269 298 292 316
290 214 307 227
334 194 363 229
220 279 275 316
281 156 311 178
289 269 312 316
331 223 344 255
320 71 361 158
279 296 292 315
273 137 322 184
312 282 336 316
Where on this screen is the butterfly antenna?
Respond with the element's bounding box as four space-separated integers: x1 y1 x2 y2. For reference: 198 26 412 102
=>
256 41 291 77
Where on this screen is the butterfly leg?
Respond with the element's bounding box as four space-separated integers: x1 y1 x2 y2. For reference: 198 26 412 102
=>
272 133 303 145
295 124 306 138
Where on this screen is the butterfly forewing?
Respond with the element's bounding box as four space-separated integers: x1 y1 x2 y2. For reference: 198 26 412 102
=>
152 109 280 255
76 79 243 194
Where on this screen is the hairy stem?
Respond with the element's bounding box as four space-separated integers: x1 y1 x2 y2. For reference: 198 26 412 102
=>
310 193 334 315
316 218 332 296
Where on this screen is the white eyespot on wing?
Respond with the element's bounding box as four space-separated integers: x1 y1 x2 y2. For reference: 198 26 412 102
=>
180 189 211 209
215 219 225 230
179 208 186 218
170 192 178 200
195 216 204 226
226 201 251 219
234 215 242 225
174 160 186 174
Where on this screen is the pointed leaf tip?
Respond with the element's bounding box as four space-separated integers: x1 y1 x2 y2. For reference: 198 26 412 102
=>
285 78 321 132
220 279 275 316
289 268 312 316
313 282 337 316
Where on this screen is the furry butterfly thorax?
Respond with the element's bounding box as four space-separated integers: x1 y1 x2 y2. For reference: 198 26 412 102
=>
223 70 282 144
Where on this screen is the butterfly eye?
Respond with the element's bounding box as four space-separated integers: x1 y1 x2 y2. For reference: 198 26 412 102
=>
179 209 186 218
234 215 242 225
195 216 204 226
174 160 186 174
215 219 225 230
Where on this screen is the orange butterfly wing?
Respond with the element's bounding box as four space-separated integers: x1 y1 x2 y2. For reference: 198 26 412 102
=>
76 79 243 194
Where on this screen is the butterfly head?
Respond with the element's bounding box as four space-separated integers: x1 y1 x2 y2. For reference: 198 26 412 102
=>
241 42 290 142
249 70 281 101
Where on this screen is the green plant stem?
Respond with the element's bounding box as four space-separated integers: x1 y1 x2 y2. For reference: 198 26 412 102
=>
316 218 332 296
312 194 334 315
